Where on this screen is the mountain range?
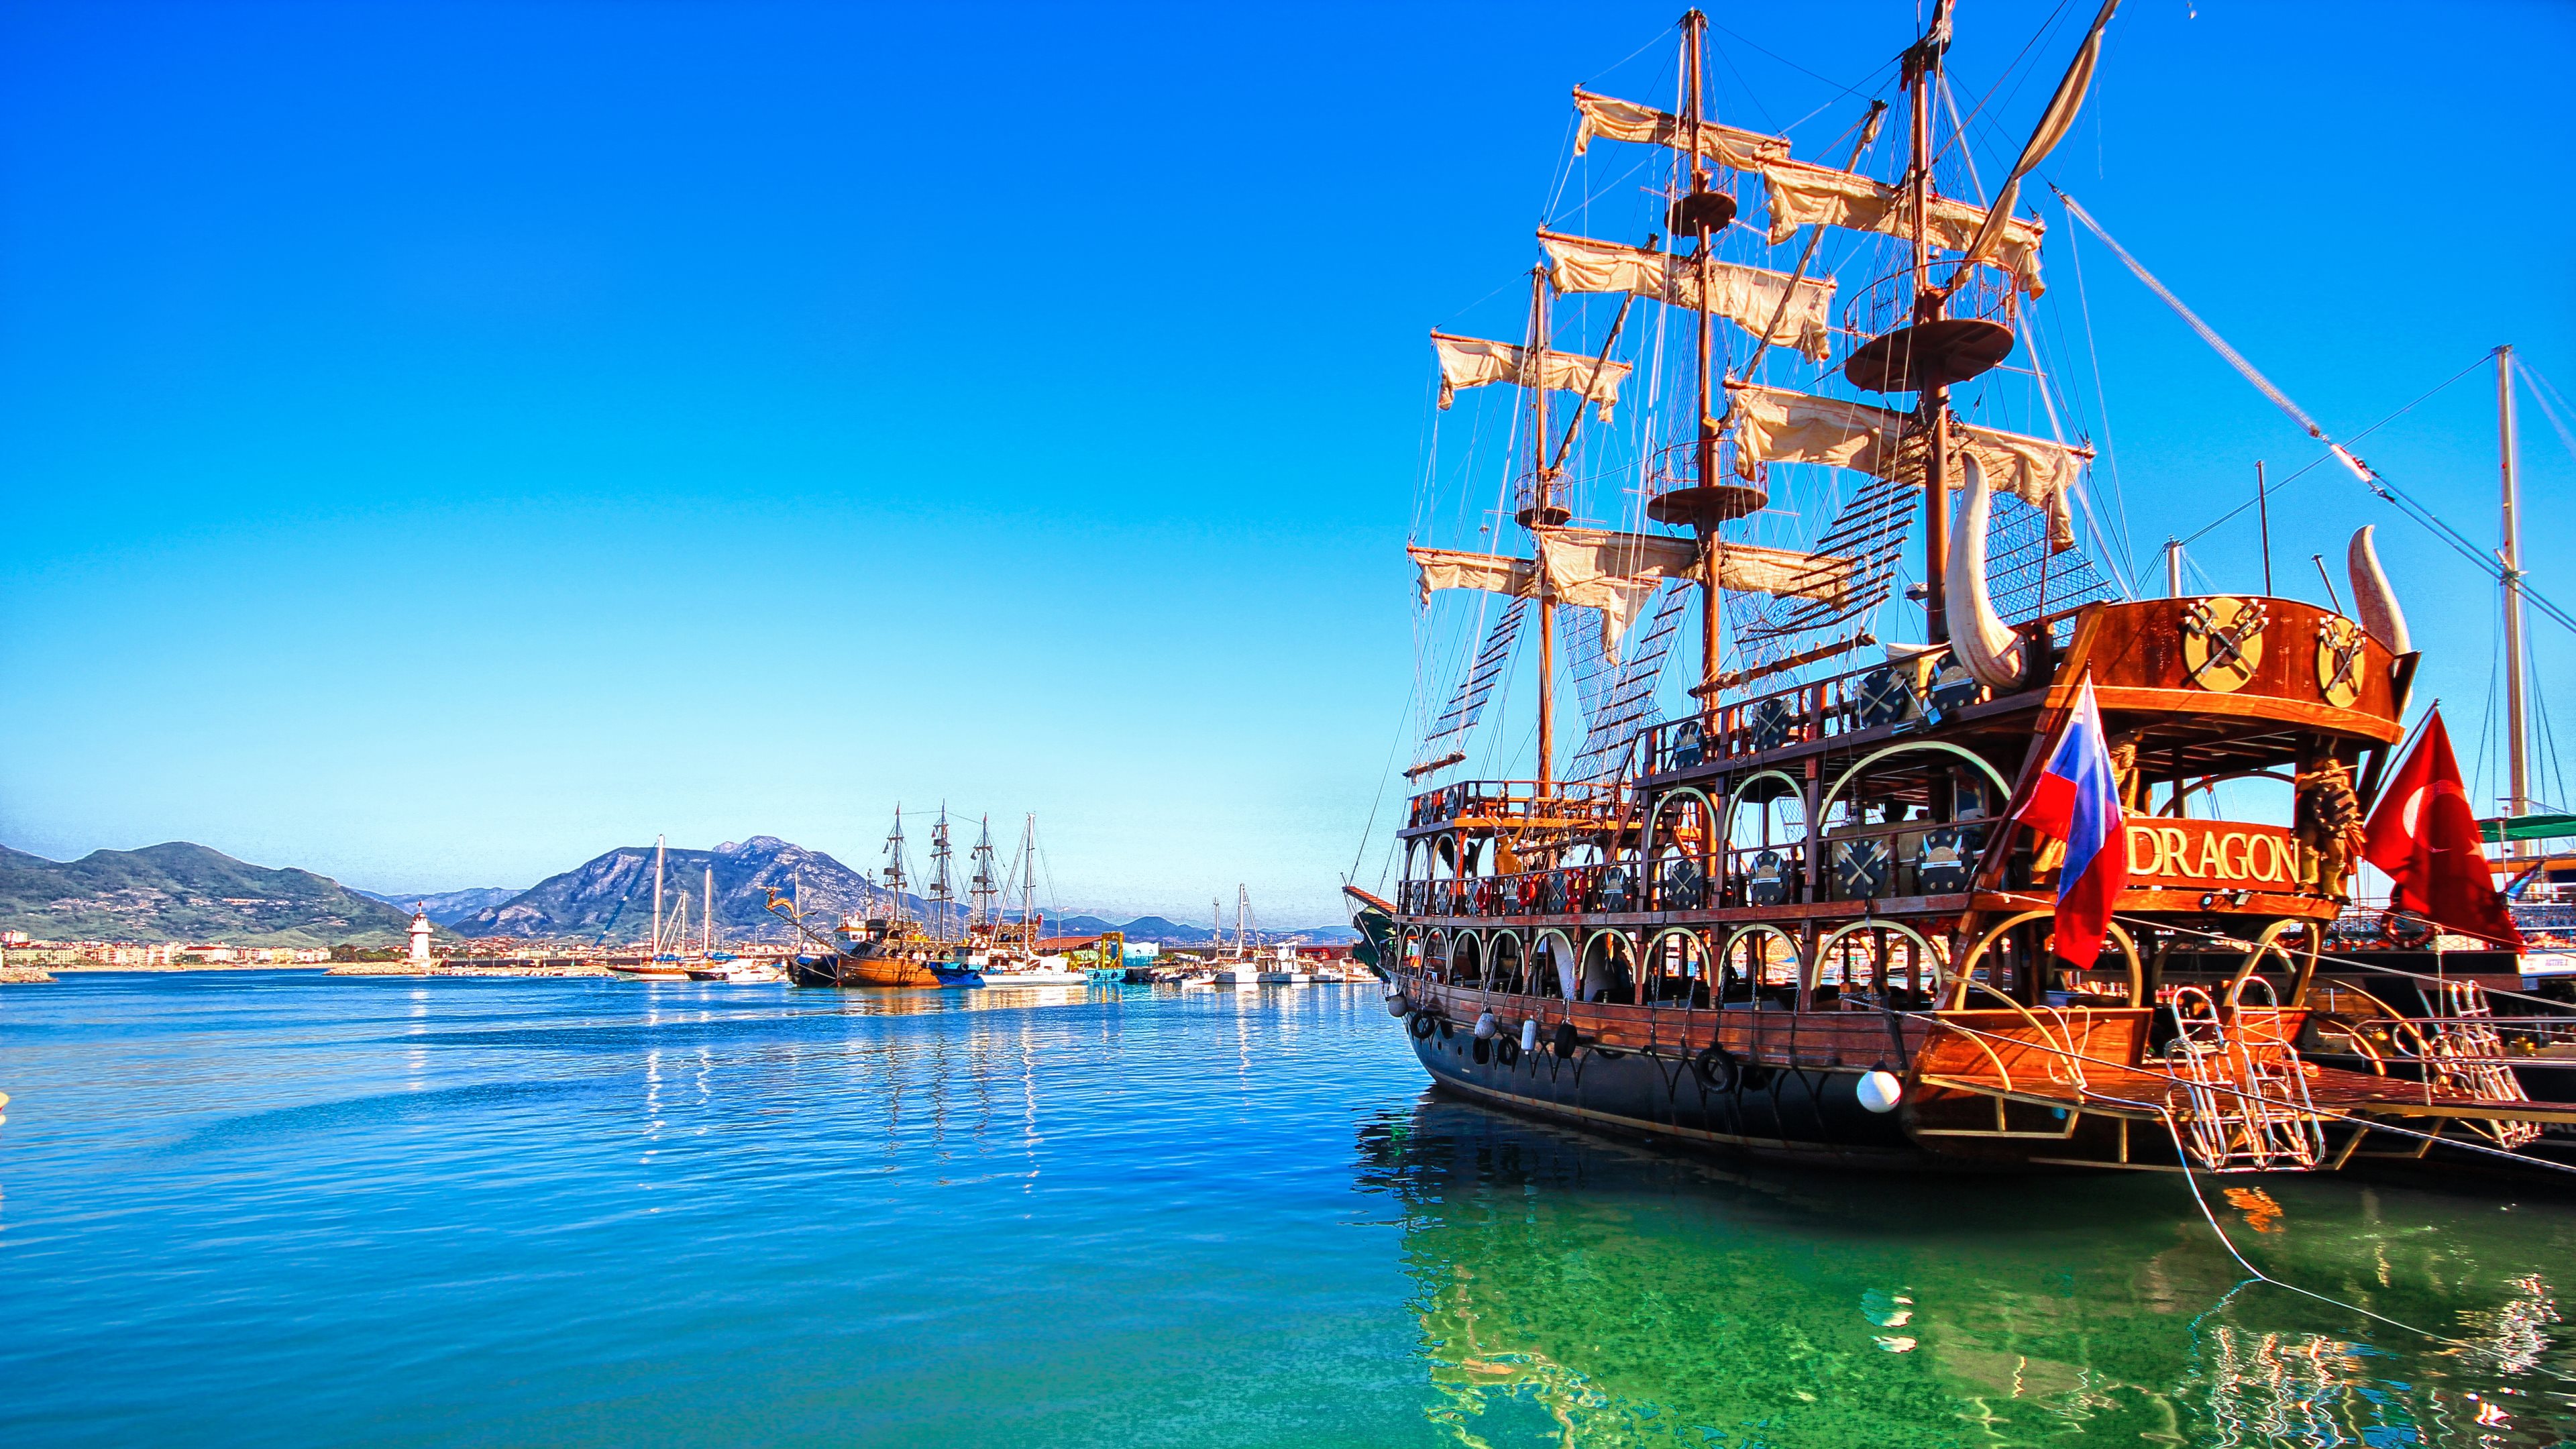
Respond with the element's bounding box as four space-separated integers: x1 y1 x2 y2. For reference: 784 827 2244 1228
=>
354 886 520 925
0 843 437 948
435 838 1352 945
2 837 1354 948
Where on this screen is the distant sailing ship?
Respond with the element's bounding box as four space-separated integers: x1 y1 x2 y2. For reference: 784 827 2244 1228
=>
1348 5 2573 1175
773 808 1075 987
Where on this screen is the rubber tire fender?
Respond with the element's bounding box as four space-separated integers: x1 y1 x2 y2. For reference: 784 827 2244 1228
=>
1552 1020 1581 1059
1408 1011 1438 1040
1495 1036 1520 1067
1693 1043 1738 1091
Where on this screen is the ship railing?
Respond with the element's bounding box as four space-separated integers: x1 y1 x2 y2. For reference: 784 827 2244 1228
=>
1840 264 2017 343
1403 777 1629 832
1638 655 1998 776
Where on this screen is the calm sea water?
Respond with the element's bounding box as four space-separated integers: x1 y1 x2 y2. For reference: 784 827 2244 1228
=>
2 972 2572 1448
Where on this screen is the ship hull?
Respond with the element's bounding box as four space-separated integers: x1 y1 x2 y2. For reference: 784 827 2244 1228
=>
1407 1021 1930 1167
788 950 955 989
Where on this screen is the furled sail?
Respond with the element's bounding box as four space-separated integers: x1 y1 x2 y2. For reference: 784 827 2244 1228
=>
1958 0 2116 276
1569 88 1791 172
1413 528 1853 663
1429 331 1632 420
1726 384 2082 549
1760 160 2046 296
1538 231 1835 362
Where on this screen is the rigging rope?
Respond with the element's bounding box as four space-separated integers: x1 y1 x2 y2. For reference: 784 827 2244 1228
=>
2056 188 2576 643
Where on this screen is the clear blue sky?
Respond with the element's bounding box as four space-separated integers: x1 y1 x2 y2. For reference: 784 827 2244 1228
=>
3 1 2571 924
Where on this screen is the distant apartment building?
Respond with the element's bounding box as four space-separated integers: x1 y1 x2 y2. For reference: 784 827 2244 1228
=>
3 940 330 965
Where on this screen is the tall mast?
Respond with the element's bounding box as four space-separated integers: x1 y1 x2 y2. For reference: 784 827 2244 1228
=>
883 806 908 925
2500 343 2530 855
1024 814 1038 943
652 834 665 956
929 806 954 943
969 815 998 932
1525 267 1557 792
1681 10 1725 698
1906 6 1953 644
702 864 714 953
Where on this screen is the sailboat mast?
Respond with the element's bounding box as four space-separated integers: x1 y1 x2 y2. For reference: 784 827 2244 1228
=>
1527 266 1556 792
1018 813 1039 945
1907 8 1952 645
2500 343 2530 855
652 834 665 957
702 865 713 953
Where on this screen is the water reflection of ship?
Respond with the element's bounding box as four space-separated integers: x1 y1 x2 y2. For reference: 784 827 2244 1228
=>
1355 1095 2574 1446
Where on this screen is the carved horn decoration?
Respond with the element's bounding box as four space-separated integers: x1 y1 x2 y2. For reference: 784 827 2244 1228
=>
1945 454 2026 689
2346 525 2411 654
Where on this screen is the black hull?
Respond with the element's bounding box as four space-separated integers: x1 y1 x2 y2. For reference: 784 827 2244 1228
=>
1407 1022 1934 1169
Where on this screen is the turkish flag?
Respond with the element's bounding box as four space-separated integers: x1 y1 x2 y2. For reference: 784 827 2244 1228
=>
2361 711 2523 949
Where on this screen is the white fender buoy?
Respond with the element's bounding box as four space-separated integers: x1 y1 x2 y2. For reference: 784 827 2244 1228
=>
1520 1018 1540 1053
1857 1070 1904 1114
1384 990 1407 1018
1474 1011 1498 1040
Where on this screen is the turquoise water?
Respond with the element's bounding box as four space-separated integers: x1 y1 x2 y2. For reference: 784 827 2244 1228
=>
1 973 2572 1447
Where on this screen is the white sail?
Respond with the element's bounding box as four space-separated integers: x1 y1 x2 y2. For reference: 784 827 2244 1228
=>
1430 331 1632 420
1409 546 1540 605
1569 87 1791 172
1761 160 2046 297
1539 231 1835 362
1727 384 2080 549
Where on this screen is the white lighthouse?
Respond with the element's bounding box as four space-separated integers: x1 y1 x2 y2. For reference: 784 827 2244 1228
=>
408 906 433 967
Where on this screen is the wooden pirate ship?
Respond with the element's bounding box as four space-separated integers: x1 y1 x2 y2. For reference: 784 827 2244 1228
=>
1348 5 2575 1175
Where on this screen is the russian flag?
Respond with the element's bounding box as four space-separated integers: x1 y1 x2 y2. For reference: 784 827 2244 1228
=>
2017 678 2129 967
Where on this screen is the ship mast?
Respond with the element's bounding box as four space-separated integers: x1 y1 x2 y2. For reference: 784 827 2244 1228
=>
651 833 665 956
1526 267 1557 792
929 806 955 943
2500 343 2530 855
1906 3 1954 645
702 864 714 953
1683 9 1721 696
881 807 909 926
969 815 999 931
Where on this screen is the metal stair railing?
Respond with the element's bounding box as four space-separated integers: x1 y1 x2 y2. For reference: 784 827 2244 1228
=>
2159 985 2324 1172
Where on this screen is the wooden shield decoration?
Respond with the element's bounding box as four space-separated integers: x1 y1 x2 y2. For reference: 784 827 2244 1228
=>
2314 615 2365 708
2181 596 2267 694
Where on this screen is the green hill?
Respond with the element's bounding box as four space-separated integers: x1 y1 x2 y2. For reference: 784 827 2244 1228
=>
0 842 436 948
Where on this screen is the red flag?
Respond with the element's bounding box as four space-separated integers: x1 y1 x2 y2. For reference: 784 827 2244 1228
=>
2361 712 2522 949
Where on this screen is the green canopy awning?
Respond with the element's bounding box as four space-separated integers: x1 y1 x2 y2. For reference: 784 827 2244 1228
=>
2480 813 2576 843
